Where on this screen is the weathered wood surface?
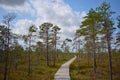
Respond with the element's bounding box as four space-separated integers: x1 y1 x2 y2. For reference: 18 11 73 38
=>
54 56 76 80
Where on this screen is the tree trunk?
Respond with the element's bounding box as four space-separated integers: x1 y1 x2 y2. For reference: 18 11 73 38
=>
106 30 112 80
4 49 8 80
77 53 80 73
87 52 90 66
53 33 57 66
28 36 31 76
46 31 49 66
77 41 80 73
0 41 4 62
4 23 10 80
93 36 97 73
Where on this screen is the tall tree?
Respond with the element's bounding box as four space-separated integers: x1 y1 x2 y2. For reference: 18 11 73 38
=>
2 13 16 80
73 34 81 73
80 8 102 73
35 41 45 59
51 25 61 66
97 2 115 80
61 38 72 53
23 25 37 75
116 16 120 50
76 23 95 72
39 22 53 66
0 25 7 62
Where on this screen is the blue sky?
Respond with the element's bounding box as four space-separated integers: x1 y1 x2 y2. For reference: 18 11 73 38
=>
0 0 120 41
65 0 120 17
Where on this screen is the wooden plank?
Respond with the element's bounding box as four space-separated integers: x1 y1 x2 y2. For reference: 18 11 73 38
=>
54 56 76 80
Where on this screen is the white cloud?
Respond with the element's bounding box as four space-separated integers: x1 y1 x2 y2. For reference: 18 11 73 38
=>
28 0 86 40
12 19 33 35
1 0 86 41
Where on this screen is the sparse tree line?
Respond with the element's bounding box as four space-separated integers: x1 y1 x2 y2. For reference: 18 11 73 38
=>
0 13 64 80
0 1 120 80
74 2 120 80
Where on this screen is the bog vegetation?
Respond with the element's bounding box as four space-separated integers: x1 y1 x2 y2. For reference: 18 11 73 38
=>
0 2 120 80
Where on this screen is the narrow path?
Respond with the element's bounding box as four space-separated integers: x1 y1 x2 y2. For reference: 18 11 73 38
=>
54 56 76 80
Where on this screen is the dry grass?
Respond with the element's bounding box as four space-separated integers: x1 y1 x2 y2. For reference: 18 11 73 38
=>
0 53 74 80
70 53 120 80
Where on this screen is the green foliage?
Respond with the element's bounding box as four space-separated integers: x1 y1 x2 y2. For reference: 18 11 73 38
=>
52 25 61 33
0 25 7 48
40 22 53 31
61 38 72 53
117 16 120 28
80 8 102 38
22 25 37 45
65 38 72 42
51 25 61 44
76 28 89 36
116 16 120 48
29 25 37 33
96 2 115 18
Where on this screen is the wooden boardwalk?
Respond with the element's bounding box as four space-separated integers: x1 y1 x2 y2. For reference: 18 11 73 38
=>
54 56 76 80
